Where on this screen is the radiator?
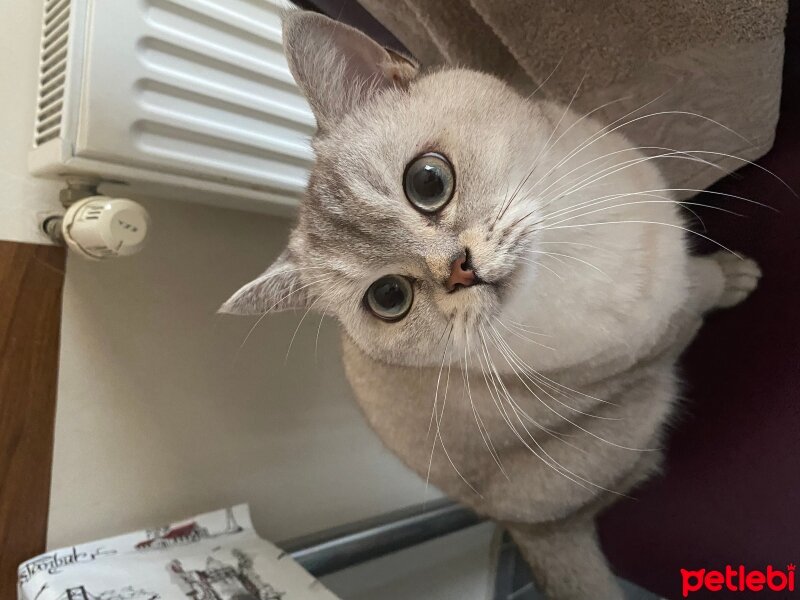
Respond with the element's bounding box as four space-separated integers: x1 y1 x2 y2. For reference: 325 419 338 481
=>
29 0 315 214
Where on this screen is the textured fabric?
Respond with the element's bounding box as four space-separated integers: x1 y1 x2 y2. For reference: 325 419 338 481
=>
358 0 788 196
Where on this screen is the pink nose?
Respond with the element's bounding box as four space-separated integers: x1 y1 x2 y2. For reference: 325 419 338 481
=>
447 252 476 292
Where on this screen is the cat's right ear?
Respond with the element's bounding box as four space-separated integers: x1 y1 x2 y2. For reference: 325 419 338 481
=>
219 250 311 316
282 11 418 132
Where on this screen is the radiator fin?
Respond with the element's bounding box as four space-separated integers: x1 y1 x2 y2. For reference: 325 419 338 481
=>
34 0 71 146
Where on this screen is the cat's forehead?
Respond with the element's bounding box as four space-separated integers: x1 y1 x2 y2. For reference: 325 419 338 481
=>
316 70 528 165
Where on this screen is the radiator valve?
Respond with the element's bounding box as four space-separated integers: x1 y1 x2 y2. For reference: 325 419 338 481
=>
43 196 149 260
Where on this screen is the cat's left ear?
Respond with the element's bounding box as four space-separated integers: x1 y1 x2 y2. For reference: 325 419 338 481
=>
283 11 418 132
219 250 311 316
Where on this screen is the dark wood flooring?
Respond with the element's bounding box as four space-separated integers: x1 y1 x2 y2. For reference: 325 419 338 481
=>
0 241 65 598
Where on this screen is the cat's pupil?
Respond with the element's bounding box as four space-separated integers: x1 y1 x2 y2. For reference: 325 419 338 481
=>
412 165 445 199
374 279 405 309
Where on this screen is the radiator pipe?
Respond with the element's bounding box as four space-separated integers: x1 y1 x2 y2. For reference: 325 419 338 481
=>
281 499 484 577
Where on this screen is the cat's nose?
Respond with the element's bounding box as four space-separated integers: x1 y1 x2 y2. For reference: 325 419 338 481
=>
446 250 477 292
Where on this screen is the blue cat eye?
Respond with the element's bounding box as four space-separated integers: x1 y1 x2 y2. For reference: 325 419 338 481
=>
403 152 455 213
365 275 413 321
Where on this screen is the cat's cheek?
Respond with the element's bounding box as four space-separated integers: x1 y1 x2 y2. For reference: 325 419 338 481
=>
498 259 539 313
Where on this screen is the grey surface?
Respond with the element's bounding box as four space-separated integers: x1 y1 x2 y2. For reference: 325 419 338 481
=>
284 499 483 577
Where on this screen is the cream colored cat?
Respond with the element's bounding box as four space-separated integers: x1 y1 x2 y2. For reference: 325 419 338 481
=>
222 12 761 600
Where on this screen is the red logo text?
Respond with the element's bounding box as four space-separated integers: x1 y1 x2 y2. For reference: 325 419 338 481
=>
681 564 795 597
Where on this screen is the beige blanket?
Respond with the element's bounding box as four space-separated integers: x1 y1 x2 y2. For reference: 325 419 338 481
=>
360 0 788 195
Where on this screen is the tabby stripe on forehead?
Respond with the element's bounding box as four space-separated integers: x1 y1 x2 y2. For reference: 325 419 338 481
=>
325 162 394 206
364 175 393 198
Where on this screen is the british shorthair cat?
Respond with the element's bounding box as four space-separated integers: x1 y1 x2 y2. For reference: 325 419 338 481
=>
223 12 760 599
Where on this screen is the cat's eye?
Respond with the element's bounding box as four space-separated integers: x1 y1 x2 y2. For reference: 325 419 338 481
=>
365 275 413 321
404 152 455 213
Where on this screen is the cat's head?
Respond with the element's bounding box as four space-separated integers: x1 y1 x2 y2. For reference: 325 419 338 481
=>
222 11 552 367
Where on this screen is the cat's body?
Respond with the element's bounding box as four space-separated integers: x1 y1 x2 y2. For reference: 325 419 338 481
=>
223 12 761 599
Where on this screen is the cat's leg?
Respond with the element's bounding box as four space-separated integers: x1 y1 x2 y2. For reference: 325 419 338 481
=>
650 252 760 361
687 251 761 314
505 517 624 600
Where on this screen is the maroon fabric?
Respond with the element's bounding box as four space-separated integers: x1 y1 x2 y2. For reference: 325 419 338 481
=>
599 7 800 599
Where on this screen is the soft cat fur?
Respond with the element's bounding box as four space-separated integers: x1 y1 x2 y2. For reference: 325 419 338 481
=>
222 12 761 600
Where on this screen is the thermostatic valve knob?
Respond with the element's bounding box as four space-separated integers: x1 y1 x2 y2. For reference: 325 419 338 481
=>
61 196 149 260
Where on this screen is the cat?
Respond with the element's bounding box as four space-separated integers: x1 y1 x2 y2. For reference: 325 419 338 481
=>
222 11 761 600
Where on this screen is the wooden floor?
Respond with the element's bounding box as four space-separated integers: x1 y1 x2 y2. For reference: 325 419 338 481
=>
0 242 65 599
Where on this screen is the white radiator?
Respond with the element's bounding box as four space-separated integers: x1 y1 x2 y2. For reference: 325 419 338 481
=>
29 0 315 214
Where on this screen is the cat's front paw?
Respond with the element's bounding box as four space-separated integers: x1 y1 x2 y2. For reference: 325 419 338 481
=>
712 251 762 308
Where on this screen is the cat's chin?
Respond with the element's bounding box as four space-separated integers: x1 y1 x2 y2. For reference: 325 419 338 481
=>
437 282 502 322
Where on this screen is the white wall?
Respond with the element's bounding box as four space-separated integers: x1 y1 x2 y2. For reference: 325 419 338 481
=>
48 200 490 600
0 0 61 244
49 197 434 546
49 196 494 598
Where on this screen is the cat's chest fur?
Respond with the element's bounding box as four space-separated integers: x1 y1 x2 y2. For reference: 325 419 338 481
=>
342 326 679 523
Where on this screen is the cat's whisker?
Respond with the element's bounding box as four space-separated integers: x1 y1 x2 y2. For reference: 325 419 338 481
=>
541 107 749 195
478 327 626 494
536 169 708 225
487 324 620 422
426 325 450 494
475 324 559 441
484 330 636 498
478 324 583 445
284 287 329 363
508 94 670 210
427 324 453 439
425 325 482 497
438 338 484 497
493 332 618 406
540 199 745 231
509 150 722 229
499 318 552 337
529 155 779 218
497 94 648 222
485 327 650 460
472 327 584 489
463 330 509 479
522 167 748 224
518 257 565 280
238 274 335 352
535 240 609 253
532 147 721 214
525 194 742 241
665 149 796 198
522 55 564 102
525 249 613 280
494 72 589 224
538 219 741 257
314 296 337 362
494 317 557 351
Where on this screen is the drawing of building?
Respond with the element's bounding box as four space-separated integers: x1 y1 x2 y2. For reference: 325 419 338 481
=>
136 509 243 551
136 521 210 550
168 550 284 600
60 586 158 600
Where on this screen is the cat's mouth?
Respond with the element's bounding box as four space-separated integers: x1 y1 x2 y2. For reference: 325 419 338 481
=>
447 273 487 294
